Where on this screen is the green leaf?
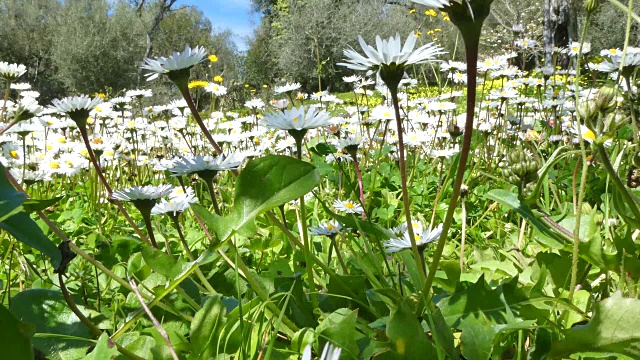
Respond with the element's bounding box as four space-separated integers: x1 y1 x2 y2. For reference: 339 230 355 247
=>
385 300 436 358
22 194 65 213
0 304 34 360
549 292 640 359
316 308 360 359
485 189 567 248
83 333 119 360
0 211 61 270
196 155 320 241
141 246 187 279
438 275 514 328
190 294 226 358
0 162 26 221
460 317 496 360
10 289 93 360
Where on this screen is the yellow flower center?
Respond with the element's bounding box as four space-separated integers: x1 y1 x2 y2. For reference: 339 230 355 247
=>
9 150 19 159
584 129 596 141
58 137 66 144
50 161 60 169
345 202 355 209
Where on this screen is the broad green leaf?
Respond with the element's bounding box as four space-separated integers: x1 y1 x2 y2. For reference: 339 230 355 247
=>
83 333 119 360
191 294 226 359
384 300 436 358
0 211 61 272
437 275 514 328
119 333 156 359
316 308 360 359
195 155 320 241
0 304 34 360
549 292 640 359
141 246 187 279
10 289 93 360
0 162 26 221
460 317 496 360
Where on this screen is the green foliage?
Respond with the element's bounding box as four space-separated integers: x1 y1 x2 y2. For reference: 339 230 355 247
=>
194 155 320 241
0 304 34 360
10 290 94 359
0 163 61 269
83 333 119 360
190 295 227 358
549 292 640 359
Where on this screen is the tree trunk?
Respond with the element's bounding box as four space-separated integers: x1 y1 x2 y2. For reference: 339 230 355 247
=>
543 0 577 68
135 0 178 86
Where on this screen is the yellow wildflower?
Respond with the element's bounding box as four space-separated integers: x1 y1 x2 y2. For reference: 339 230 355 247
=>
188 80 209 89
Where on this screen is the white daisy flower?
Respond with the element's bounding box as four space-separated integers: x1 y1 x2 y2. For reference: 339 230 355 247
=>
384 223 443 253
111 184 174 202
168 153 245 176
333 199 364 214
0 62 27 81
337 32 445 73
302 343 342 360
141 45 208 81
50 95 103 126
409 0 458 9
309 220 342 236
263 105 330 131
274 82 301 95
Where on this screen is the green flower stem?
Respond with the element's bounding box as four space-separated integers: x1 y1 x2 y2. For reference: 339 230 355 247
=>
178 86 224 155
390 87 425 282
568 15 592 304
140 210 158 248
295 138 318 310
170 214 217 295
423 28 481 301
625 75 639 144
78 127 151 246
203 176 221 215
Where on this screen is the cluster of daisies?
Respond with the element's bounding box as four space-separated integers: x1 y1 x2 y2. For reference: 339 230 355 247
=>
0 21 635 255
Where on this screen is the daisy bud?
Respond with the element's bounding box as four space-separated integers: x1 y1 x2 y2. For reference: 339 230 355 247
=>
596 86 617 114
576 101 599 127
584 0 600 14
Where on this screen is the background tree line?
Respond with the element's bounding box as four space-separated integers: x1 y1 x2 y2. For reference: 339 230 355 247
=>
0 0 238 102
2 0 639 101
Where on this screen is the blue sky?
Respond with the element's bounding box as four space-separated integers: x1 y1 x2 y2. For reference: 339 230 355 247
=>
175 0 261 51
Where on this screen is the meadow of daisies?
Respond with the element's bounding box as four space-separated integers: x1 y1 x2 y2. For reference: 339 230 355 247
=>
3 0 640 359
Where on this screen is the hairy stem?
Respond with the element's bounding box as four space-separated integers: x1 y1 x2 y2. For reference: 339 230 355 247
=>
423 29 481 300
